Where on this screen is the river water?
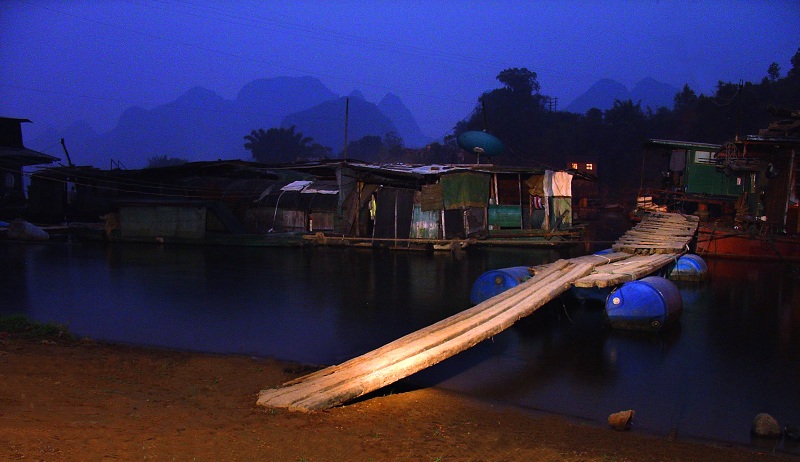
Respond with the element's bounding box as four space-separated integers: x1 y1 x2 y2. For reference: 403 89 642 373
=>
2 214 799 454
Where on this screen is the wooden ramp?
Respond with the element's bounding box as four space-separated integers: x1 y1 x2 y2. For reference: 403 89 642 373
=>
256 212 698 411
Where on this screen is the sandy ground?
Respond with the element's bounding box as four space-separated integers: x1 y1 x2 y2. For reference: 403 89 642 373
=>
1 334 795 462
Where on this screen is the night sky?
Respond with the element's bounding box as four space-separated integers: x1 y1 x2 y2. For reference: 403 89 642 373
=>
2 0 798 144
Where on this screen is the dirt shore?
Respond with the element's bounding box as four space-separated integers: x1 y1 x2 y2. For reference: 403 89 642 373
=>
0 334 794 461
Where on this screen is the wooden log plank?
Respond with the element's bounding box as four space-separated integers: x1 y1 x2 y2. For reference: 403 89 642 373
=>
588 256 670 274
259 262 593 408
265 260 576 402
573 254 676 288
261 262 597 411
278 252 626 392
266 264 581 405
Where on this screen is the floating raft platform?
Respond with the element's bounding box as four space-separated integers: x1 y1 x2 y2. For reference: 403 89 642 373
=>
612 212 699 254
257 212 699 412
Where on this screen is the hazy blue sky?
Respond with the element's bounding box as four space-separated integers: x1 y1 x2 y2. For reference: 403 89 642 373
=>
1 0 798 142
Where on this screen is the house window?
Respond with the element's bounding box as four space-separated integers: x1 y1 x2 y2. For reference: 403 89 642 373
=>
586 163 594 171
571 163 578 169
694 151 716 164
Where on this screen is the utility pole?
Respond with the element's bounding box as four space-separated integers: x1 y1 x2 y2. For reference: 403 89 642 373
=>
60 138 74 167
546 97 558 112
343 98 349 162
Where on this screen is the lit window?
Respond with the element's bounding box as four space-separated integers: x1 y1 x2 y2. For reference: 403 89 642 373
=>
586 163 593 170
694 151 716 164
571 163 578 169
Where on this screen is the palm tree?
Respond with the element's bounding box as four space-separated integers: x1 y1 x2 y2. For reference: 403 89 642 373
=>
244 126 315 163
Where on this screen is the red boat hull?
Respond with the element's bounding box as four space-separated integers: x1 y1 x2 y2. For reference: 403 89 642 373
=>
696 226 800 261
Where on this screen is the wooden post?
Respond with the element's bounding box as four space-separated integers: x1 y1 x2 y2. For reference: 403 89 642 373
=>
343 98 349 162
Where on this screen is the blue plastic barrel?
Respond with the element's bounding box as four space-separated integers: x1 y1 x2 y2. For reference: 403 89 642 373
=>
669 254 708 281
470 266 532 305
605 276 683 332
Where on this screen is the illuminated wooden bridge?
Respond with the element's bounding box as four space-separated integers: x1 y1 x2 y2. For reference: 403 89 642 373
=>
256 212 699 411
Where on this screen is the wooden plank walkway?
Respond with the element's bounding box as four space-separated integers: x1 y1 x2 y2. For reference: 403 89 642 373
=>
256 212 699 411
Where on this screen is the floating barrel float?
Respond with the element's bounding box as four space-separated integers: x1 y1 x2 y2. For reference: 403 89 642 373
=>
605 276 683 332
470 266 531 305
668 254 708 281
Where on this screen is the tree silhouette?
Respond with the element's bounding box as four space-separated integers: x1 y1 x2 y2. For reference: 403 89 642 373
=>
341 135 383 162
456 68 547 160
497 68 541 95
244 126 315 163
767 62 781 82
673 84 698 111
444 49 800 203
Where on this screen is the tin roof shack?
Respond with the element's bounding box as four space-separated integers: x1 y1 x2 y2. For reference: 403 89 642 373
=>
248 179 339 234
324 162 580 249
0 117 59 219
27 157 581 248
27 160 285 224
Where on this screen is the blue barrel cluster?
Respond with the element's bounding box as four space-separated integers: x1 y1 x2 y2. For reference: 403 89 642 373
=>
469 253 708 333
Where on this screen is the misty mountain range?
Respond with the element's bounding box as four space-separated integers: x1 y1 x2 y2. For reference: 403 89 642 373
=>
30 76 678 168
564 77 679 114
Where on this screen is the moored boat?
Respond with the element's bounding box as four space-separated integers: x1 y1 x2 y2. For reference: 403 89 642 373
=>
632 109 800 261
696 224 800 261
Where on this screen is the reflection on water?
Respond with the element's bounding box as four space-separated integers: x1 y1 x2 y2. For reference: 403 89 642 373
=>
2 234 799 454
1 241 564 364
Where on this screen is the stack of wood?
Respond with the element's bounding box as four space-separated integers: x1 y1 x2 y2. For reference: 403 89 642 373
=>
612 212 699 255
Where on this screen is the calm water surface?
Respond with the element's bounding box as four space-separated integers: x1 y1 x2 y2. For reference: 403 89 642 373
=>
2 220 799 454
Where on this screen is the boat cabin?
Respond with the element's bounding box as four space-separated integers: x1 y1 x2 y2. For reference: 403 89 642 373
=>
639 129 798 235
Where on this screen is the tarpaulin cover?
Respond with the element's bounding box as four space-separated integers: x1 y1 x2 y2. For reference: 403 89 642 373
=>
552 171 573 196
525 175 544 197
441 172 490 210
420 183 444 211
551 196 572 229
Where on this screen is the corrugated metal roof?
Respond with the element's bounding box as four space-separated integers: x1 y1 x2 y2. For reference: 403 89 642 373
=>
346 162 546 177
0 147 60 166
645 139 722 151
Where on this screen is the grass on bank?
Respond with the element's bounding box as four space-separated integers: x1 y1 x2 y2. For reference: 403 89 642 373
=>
0 314 73 340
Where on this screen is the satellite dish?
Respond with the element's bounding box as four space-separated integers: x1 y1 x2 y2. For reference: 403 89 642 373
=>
457 131 505 160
